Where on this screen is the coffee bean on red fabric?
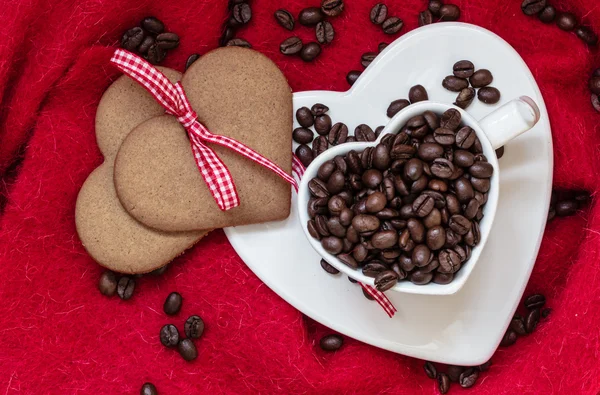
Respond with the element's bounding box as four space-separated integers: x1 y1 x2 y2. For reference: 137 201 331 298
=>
409 85 428 103
121 27 145 51
156 32 179 49
555 200 578 216
320 334 343 351
382 17 404 34
163 292 182 315
141 17 165 35
226 38 252 48
185 54 200 71
370 3 388 25
592 94 600 113
439 4 461 21
184 315 205 339
478 360 492 372
146 44 166 64
556 12 577 31
500 328 517 346
274 9 294 30
98 271 117 296
138 36 155 54
320 259 340 274
478 87 501 104
117 276 135 300
437 373 450 394
361 52 378 68
378 42 389 52
428 0 443 15
346 70 361 85
521 0 546 16
459 368 479 388
510 314 527 335
316 21 335 44
525 308 541 333
280 37 303 55
524 293 546 309
446 365 464 382
160 324 179 347
232 2 251 24
300 42 321 62
321 0 344 17
141 382 158 395
219 27 236 47
299 7 324 26
178 339 198 361
538 5 556 23
424 361 437 379
419 10 433 26
589 76 600 95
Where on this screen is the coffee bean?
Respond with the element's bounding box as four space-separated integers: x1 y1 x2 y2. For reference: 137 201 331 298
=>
296 107 314 128
439 4 461 21
469 161 494 178
542 307 552 318
322 236 343 254
453 60 475 78
469 176 489 193
433 272 453 284
163 292 183 315
352 214 381 234
117 276 135 300
156 32 179 49
160 324 179 347
382 17 404 35
459 368 479 388
437 373 450 394
456 126 476 149
362 262 388 277
346 70 361 86
521 0 546 16
478 360 492 372
274 9 295 30
413 194 435 218
374 270 398 291
99 271 118 296
145 44 166 64
510 314 527 335
443 76 469 92
321 0 344 17
316 21 335 44
500 328 517 346
418 143 444 161
590 76 600 95
233 2 252 24
327 170 345 193
525 308 540 333
328 196 346 214
419 10 433 26
407 218 425 243
121 27 145 51
178 338 198 361
355 124 376 142
320 334 343 351
556 12 577 31
440 108 461 130
538 5 556 23
424 361 437 379
524 293 546 310
184 54 201 71
138 36 155 54
311 103 329 116
438 249 461 273
378 42 389 52
431 158 455 179
429 0 443 16
446 365 464 382
425 226 445 250
314 114 332 135
296 144 314 167
141 16 165 35
409 85 428 103
361 52 378 68
219 27 236 47
300 42 322 62
495 146 505 159
362 287 375 300
141 382 158 395
321 259 340 274
455 87 476 109
555 200 578 216
478 87 501 104
293 127 314 144
226 38 252 48
434 128 456 146
348 276 358 283
387 99 410 117
592 94 600 113
370 3 388 25
184 315 205 339
280 37 303 55
328 123 349 145
308 178 329 198
366 191 387 212
469 69 493 88
299 7 324 26
576 26 598 46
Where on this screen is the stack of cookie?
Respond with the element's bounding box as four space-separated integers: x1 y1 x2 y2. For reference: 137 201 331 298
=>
76 47 293 274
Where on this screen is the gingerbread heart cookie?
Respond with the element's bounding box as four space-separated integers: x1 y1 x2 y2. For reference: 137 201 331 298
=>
113 47 293 232
75 69 207 274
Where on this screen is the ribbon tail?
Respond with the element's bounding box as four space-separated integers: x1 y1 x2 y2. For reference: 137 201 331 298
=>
359 283 397 318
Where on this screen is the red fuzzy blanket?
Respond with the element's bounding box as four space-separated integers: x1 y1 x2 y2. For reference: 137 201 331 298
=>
0 0 598 393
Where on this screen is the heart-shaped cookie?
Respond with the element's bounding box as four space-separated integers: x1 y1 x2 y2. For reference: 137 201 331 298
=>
113 47 293 232
75 69 207 274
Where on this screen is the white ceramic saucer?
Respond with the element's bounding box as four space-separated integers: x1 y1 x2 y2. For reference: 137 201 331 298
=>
224 23 553 365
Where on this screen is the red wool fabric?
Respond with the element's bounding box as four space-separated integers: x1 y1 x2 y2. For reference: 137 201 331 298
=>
0 0 598 393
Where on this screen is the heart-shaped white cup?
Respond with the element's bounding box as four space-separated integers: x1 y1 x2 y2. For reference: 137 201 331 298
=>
298 97 540 295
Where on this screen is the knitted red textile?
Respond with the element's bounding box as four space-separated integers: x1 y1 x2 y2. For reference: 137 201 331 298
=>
0 0 598 393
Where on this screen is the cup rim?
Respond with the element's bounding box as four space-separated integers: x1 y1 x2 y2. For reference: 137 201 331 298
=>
297 101 500 295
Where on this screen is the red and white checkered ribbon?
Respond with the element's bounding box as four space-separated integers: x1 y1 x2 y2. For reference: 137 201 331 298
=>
291 159 397 318
111 49 298 211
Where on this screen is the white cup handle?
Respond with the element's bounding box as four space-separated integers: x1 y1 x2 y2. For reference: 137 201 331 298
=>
478 96 540 150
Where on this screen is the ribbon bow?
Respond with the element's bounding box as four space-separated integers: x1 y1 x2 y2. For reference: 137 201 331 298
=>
111 49 298 211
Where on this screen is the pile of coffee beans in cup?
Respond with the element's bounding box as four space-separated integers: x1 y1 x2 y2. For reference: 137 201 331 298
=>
158 292 205 361
386 84 430 118
306 108 493 291
346 42 391 86
442 60 501 107
276 1 344 62
120 17 179 64
219 0 253 48
418 0 461 27
369 4 404 35
521 0 598 47
589 67 600 113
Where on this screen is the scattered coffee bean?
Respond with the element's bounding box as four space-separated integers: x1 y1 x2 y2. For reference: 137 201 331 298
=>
555 200 578 216
438 373 450 394
296 144 314 167
299 7 324 26
455 88 476 109
226 38 252 48
443 76 469 92
160 324 180 347
478 360 492 371
478 87 501 104
525 308 540 333
428 0 443 16
315 114 332 135
592 94 600 113
156 32 179 49
453 60 475 78
500 328 517 346
382 17 404 34
419 10 434 26
184 315 205 339
447 365 464 382
409 85 428 103
117 276 135 300
300 42 322 62
321 0 344 17
320 334 343 351
576 26 598 46
387 99 410 117
312 103 329 116
141 382 158 395
424 361 437 379
232 2 252 24
321 259 340 274
185 54 200 71
347 70 361 86
590 76 600 95
370 3 388 25
316 21 335 44
274 9 295 30
361 52 378 68
510 314 527 335
470 69 493 88
538 5 556 23
542 307 552 318
163 292 183 315
178 338 198 361
362 288 375 300
280 37 303 56
293 127 314 144
459 368 479 388
141 16 165 34
121 27 145 51
521 0 546 16
524 293 546 310
219 27 236 47
556 12 577 31
138 36 155 54
378 42 389 52
99 271 118 296
296 107 314 128
146 44 166 64
313 136 329 157
439 4 461 21
495 146 505 159
329 123 349 145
